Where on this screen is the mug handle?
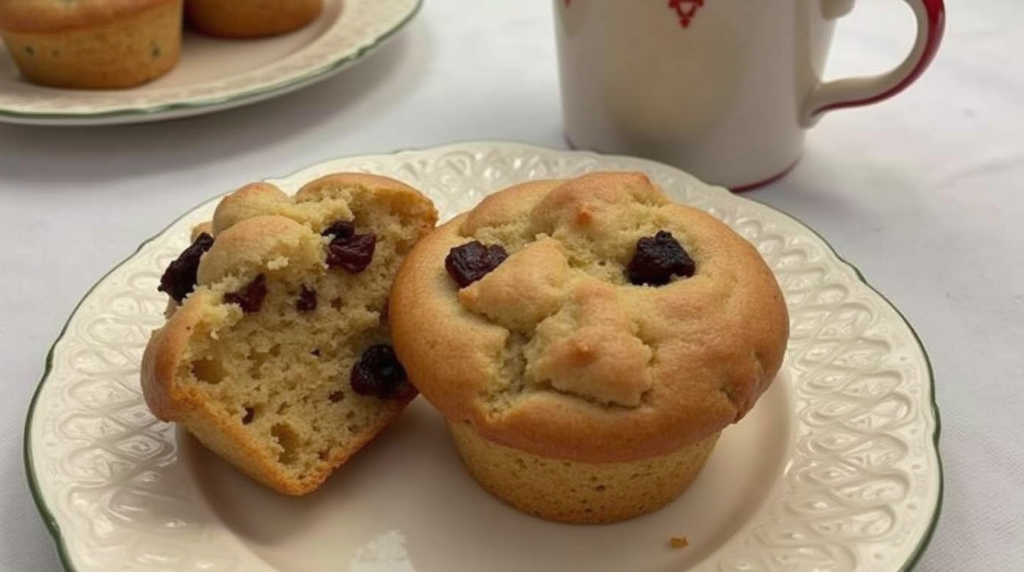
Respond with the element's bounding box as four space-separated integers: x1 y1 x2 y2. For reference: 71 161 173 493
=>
801 0 946 126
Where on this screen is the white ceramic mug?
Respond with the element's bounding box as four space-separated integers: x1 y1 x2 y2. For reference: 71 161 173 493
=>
554 0 946 190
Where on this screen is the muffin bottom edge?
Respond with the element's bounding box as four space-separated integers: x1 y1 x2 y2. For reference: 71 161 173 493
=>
448 421 721 525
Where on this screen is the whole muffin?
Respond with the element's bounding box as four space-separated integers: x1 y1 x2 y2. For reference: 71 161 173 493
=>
0 0 183 89
390 172 789 524
184 0 323 39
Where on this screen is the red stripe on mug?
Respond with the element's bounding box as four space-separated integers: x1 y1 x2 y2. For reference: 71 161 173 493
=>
811 0 946 117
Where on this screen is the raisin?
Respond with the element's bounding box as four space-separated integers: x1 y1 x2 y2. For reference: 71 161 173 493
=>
224 274 268 313
242 407 255 425
321 221 355 240
350 344 407 399
323 220 376 273
626 231 696 286
296 285 317 312
445 241 508 287
158 233 214 303
327 233 377 274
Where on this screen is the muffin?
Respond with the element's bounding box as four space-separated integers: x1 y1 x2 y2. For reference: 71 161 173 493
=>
184 0 323 39
142 173 437 495
390 172 788 523
0 0 183 89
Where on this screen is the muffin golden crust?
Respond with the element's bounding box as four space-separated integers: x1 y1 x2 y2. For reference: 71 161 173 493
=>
0 0 174 32
391 172 789 465
142 173 437 495
184 0 322 38
448 421 721 524
0 0 182 89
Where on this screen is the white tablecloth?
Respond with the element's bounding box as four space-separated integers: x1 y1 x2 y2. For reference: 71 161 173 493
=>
0 1 1021 570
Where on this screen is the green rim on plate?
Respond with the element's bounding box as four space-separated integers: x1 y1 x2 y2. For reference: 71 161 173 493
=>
0 0 422 124
739 192 944 572
23 142 943 571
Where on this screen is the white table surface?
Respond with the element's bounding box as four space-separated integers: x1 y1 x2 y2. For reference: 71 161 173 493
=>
1 1 1021 570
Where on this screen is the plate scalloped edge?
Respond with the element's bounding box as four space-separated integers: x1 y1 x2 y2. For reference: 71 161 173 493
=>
24 141 942 572
0 0 422 125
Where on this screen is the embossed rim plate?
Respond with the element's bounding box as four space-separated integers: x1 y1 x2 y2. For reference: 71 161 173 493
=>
0 0 420 126
24 142 942 572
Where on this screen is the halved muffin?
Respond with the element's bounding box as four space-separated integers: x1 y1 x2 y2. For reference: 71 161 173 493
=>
142 173 437 495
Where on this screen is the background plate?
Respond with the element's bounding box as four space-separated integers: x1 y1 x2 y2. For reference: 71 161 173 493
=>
0 0 420 126
25 142 942 572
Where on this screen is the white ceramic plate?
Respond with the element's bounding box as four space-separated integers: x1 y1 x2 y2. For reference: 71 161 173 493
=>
25 142 942 572
0 0 420 126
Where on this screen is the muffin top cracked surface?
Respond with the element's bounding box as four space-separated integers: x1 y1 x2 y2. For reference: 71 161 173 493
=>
390 172 789 463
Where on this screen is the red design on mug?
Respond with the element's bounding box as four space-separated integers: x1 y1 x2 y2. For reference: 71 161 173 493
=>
669 0 705 28
564 0 705 30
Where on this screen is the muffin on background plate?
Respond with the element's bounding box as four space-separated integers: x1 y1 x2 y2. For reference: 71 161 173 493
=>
0 0 183 89
184 0 323 39
390 172 789 524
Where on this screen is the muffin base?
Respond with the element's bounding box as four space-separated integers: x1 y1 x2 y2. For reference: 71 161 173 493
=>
448 421 721 524
185 0 323 39
0 0 182 90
